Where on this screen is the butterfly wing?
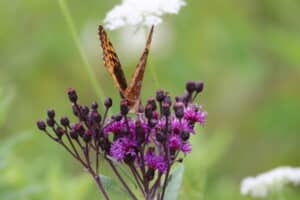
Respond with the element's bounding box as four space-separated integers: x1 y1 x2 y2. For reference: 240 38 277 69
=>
125 26 154 110
98 25 128 93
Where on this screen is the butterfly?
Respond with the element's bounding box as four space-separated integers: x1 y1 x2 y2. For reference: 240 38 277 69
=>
98 25 154 113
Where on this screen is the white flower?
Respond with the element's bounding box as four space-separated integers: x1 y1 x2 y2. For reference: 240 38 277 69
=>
117 23 173 59
103 0 186 30
240 166 300 198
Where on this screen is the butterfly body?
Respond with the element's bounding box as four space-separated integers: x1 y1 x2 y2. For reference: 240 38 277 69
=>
98 25 154 113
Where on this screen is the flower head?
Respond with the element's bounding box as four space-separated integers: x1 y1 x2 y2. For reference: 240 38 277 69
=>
110 137 137 162
241 166 300 198
144 148 167 172
104 0 186 30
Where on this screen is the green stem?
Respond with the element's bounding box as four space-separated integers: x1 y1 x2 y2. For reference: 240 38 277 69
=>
57 0 105 105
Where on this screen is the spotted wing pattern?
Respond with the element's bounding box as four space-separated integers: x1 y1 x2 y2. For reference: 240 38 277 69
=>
98 25 128 92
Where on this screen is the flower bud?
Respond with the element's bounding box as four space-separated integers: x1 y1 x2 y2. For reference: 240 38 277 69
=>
186 81 196 93
161 102 170 117
60 116 70 127
164 95 172 105
55 126 64 138
147 97 157 110
91 101 98 110
69 128 78 140
156 89 165 102
145 104 153 119
195 81 204 93
91 111 101 123
174 102 184 119
104 97 113 108
81 106 89 116
47 109 55 119
46 118 55 127
181 131 190 141
83 130 92 142
37 120 46 131
67 88 78 103
136 121 145 144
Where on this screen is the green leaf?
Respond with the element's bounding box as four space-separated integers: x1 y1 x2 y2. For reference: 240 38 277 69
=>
164 165 184 200
99 174 131 200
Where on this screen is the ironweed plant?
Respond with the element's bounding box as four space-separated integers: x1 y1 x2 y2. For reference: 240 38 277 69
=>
37 80 206 200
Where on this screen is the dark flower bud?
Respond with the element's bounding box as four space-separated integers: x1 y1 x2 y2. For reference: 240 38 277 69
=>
195 81 204 93
174 102 184 119
156 131 166 143
55 126 64 138
146 168 155 181
91 111 101 123
156 89 165 102
46 118 55 127
67 88 78 103
145 104 153 119
47 109 55 119
69 128 78 140
91 101 98 110
60 116 70 127
161 102 170 116
71 123 85 137
164 95 172 105
83 130 92 142
104 97 113 108
37 120 46 131
120 99 129 116
81 106 89 116
147 97 157 110
136 121 145 144
181 131 190 141
186 81 196 93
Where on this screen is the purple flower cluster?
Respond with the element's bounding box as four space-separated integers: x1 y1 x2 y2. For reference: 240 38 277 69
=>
36 81 206 200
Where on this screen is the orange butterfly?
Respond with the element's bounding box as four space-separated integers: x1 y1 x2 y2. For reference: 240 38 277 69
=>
98 25 154 113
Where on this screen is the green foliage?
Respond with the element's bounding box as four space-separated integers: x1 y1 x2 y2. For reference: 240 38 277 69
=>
165 165 184 200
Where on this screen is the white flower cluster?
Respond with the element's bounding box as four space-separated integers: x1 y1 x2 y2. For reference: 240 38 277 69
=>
103 0 186 30
240 166 300 198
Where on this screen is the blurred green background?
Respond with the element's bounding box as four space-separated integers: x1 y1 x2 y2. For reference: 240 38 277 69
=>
1 0 300 199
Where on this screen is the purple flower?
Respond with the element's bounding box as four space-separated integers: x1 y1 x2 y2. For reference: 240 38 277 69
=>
110 137 137 161
181 142 192 153
144 149 167 173
184 104 207 125
169 135 181 150
171 118 194 134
